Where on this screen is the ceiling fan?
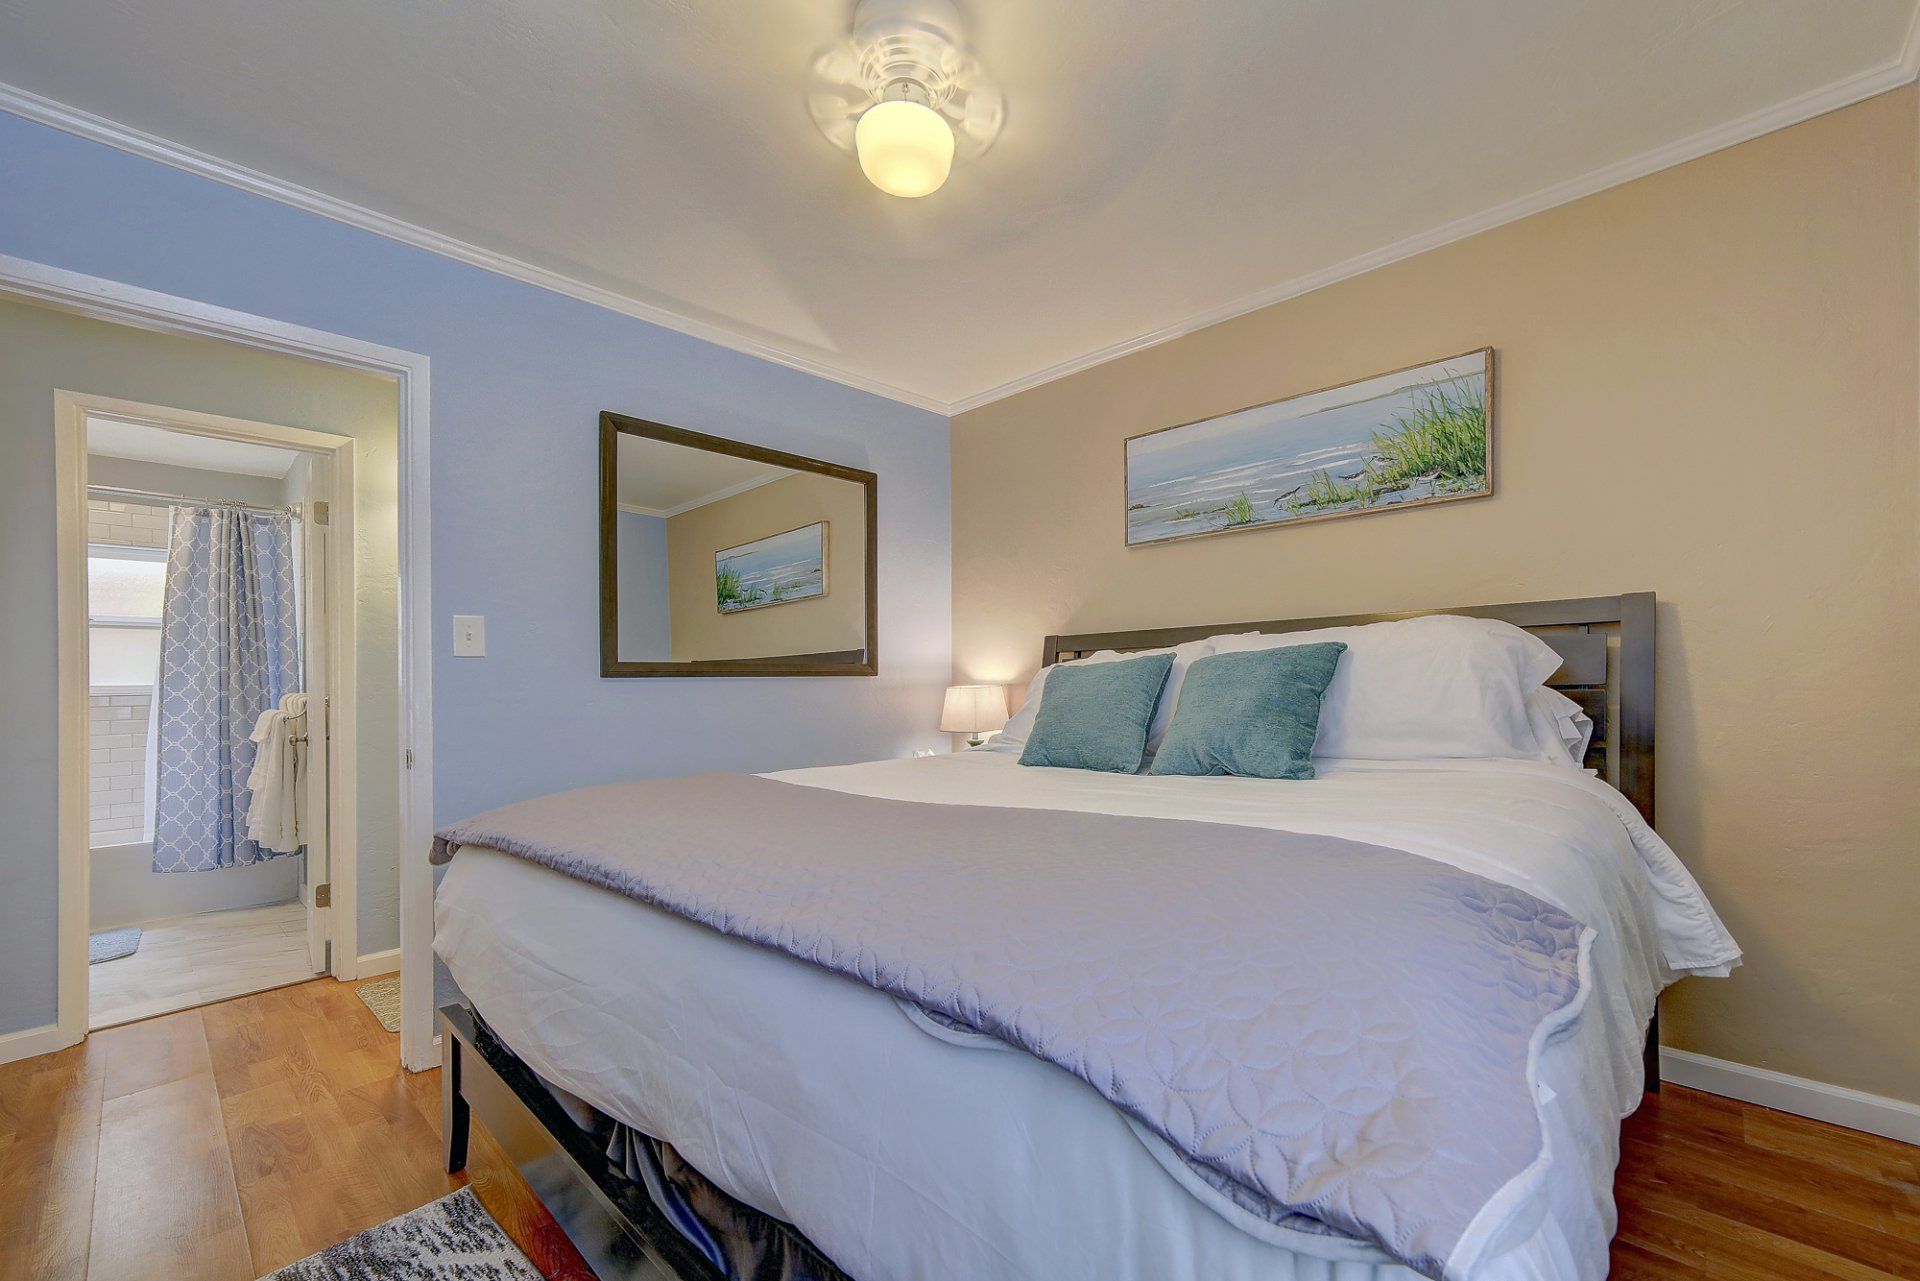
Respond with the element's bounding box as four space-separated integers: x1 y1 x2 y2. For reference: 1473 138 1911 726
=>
807 0 1004 198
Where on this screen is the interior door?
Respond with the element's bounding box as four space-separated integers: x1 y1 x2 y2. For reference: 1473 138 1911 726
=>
299 490 331 974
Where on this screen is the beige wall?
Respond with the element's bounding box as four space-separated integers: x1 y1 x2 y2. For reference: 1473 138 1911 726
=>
950 88 1920 1103
666 471 867 661
0 296 403 953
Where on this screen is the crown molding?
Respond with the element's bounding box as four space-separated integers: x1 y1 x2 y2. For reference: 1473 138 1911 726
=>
617 469 784 520
0 81 950 416
5 10 1917 426
947 39 1920 415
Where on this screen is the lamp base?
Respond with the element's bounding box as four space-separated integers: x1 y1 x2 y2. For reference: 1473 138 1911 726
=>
965 735 985 748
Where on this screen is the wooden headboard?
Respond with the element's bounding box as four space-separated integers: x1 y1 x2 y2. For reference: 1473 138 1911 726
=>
1042 593 1656 825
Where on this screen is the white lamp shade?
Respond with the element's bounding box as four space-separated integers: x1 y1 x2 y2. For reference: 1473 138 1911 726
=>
855 99 955 197
940 683 1008 734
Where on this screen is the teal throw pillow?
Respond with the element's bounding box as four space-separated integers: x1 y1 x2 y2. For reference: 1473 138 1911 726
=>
1018 652 1176 773
1148 643 1347 780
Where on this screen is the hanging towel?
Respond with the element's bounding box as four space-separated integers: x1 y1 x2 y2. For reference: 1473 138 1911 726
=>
245 692 307 854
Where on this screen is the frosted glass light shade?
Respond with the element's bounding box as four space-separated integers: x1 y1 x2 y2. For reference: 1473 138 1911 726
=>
855 99 955 197
940 683 1008 734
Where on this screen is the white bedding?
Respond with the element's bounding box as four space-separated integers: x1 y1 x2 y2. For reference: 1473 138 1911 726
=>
434 751 1737 1281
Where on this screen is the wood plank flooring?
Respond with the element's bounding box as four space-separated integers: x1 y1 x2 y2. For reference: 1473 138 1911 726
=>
0 979 590 1281
88 904 318 1030
2 977 1915 1280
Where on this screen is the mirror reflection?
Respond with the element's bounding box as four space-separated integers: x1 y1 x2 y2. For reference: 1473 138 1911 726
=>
603 416 874 675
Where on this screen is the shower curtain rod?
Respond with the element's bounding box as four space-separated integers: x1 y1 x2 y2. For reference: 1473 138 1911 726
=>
87 483 299 517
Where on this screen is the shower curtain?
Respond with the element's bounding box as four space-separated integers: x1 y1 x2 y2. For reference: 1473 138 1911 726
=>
151 505 301 873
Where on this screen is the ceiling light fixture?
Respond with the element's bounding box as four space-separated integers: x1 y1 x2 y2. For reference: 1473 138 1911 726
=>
809 0 1002 199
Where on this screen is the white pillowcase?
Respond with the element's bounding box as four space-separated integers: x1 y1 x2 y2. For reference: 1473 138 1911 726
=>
1525 687 1595 768
1209 615 1564 761
986 639 1216 760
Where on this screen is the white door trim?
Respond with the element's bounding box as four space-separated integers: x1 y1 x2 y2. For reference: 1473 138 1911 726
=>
55 391 360 1021
3 251 437 1071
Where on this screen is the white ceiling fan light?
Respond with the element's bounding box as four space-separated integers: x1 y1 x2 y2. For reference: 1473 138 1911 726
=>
809 0 1002 198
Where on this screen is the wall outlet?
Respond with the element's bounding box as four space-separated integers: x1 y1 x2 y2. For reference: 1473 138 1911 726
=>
453 615 486 657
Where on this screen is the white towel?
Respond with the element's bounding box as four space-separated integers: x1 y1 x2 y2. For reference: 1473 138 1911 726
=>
245 692 307 853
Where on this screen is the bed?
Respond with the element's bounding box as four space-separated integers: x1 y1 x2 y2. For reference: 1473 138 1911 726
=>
435 592 1739 1281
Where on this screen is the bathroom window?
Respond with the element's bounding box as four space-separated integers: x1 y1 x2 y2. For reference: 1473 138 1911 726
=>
88 545 166 686
88 544 166 846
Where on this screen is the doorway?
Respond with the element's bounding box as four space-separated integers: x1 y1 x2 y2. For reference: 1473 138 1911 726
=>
3 250 433 1074
57 393 359 1030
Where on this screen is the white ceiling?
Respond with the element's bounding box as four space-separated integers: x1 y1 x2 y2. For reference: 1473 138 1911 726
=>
87 416 300 477
4 1 1916 411
616 432 790 516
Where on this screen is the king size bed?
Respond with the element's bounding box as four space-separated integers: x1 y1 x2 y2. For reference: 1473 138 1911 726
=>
434 593 1739 1281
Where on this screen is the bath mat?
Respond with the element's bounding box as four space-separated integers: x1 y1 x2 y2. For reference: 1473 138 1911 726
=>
88 927 142 964
356 975 401 1033
257 1187 541 1280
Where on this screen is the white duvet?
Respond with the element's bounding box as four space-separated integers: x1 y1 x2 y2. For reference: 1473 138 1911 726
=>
434 751 1737 1281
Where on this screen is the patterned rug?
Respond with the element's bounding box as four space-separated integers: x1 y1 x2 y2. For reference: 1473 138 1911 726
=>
356 976 401 1033
88 927 142 964
259 1188 542 1279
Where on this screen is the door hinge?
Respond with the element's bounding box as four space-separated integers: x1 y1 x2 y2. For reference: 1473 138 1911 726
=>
315 883 332 908
311 499 330 527
405 748 414 768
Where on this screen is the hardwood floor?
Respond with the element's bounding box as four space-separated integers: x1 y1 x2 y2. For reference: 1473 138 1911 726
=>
2 978 1915 1280
89 903 319 1030
0 979 590 1281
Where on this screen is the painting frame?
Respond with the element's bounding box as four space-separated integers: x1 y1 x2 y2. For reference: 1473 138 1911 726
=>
1123 347 1495 548
714 520 830 615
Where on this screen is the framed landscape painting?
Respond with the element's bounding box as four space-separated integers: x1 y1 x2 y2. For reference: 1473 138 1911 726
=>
716 521 829 613
1124 348 1493 546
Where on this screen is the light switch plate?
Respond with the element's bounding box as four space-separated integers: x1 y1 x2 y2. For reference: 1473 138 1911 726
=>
452 615 486 657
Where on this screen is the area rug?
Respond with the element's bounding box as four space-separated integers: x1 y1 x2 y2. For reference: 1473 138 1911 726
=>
259 1188 542 1280
356 975 402 1033
88 927 142 964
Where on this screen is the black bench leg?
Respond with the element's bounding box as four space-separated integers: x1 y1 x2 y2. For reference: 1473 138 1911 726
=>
1643 1002 1662 1094
444 1030 472 1172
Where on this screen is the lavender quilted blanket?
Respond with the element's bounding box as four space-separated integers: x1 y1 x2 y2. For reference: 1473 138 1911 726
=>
433 773 1592 1279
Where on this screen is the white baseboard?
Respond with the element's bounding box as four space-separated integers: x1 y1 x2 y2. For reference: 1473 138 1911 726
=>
353 947 401 978
0 1021 80 1067
1661 1047 1920 1145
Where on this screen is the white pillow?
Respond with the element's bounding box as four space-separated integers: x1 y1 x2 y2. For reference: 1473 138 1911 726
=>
1526 687 1595 768
1209 615 1563 761
986 639 1216 760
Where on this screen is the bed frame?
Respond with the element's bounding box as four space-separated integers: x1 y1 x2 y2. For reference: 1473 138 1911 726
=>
443 591 1662 1281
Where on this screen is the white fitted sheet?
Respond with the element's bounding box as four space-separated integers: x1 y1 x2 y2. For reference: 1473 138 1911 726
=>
434 752 1737 1281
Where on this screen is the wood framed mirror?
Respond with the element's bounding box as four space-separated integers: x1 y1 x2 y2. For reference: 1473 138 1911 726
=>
599 412 878 677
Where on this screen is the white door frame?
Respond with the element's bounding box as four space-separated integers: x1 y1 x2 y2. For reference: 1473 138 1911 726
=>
55 392 359 1002
2 252 440 1071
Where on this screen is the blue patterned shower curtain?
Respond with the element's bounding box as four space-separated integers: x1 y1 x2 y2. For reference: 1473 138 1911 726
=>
151 505 301 873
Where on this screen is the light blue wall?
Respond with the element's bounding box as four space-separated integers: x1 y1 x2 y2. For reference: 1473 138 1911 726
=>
615 511 673 661
0 109 953 1036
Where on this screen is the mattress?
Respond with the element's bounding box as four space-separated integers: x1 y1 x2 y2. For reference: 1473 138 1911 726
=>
434 751 1737 1281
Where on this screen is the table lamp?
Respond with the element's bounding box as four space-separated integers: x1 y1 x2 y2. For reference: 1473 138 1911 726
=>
940 683 1008 748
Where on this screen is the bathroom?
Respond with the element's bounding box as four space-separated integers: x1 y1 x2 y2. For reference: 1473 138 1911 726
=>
83 415 333 1027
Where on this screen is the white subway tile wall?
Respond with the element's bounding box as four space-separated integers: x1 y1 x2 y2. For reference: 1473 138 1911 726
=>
89 687 153 846
87 498 170 549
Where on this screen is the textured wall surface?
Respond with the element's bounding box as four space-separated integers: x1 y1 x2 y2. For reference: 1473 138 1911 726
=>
951 89 1920 1102
0 109 952 1037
